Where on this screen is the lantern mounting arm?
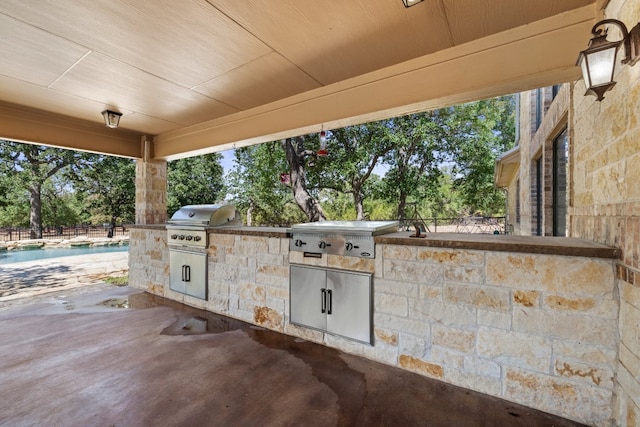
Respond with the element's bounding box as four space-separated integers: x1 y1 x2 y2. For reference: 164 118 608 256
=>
591 19 634 64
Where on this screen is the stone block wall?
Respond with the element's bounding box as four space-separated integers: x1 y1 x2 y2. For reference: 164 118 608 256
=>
128 227 168 297
207 234 289 331
135 158 167 225
129 228 618 425
375 245 617 426
569 0 640 424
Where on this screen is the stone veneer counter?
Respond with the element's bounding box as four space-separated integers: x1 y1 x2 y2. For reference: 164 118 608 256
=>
131 225 620 260
129 224 619 425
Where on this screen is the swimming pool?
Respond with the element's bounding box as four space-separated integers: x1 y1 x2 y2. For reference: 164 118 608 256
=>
0 244 128 264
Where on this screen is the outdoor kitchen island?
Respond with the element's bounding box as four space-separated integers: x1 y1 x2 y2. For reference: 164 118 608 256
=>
128 224 619 426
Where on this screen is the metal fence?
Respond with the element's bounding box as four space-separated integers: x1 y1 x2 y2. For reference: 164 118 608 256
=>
0 225 130 242
398 216 507 234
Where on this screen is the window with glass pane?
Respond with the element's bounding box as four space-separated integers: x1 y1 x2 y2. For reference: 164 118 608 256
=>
553 129 568 236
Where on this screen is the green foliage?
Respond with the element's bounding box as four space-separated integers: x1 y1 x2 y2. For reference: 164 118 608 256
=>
320 190 355 220
0 183 29 227
0 140 91 236
71 156 136 225
320 176 397 221
41 177 82 226
0 95 514 229
312 123 393 219
448 96 516 215
380 111 454 220
227 143 305 226
167 153 225 216
104 275 129 286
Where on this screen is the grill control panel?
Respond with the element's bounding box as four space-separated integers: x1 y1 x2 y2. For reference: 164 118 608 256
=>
167 229 207 249
289 233 375 258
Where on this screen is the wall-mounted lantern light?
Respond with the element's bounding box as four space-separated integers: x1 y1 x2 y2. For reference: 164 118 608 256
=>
576 19 640 101
402 0 424 8
101 110 122 129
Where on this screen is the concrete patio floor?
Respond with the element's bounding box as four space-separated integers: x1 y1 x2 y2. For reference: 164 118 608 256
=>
0 284 588 427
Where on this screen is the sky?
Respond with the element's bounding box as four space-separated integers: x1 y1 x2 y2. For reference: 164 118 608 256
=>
219 149 235 176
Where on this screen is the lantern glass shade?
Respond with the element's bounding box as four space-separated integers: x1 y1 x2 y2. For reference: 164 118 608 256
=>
580 46 618 86
577 36 622 100
101 110 122 128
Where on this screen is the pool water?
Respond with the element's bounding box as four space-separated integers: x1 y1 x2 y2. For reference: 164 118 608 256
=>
0 244 128 264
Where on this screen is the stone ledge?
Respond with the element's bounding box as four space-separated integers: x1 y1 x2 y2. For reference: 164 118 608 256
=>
130 224 289 238
376 232 620 259
208 226 289 238
1 236 129 251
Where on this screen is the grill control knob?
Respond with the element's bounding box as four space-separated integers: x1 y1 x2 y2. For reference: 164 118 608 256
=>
186 235 193 241
178 235 185 240
318 241 331 249
171 234 178 240
194 236 202 242
345 242 359 251
294 239 306 247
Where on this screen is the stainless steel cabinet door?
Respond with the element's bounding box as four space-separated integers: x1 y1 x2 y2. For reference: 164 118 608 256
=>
290 265 327 331
169 249 207 300
326 270 372 344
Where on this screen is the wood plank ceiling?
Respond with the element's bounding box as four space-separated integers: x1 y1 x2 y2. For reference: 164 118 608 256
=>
0 0 600 159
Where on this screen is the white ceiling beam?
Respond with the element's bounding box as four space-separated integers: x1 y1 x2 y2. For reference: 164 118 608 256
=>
0 102 144 158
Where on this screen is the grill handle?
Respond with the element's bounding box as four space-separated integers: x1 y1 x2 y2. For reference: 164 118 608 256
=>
182 265 191 282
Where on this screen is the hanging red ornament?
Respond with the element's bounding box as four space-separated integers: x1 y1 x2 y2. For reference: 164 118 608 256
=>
317 130 328 156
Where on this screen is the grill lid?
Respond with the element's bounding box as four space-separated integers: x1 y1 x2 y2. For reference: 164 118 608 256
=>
168 204 239 226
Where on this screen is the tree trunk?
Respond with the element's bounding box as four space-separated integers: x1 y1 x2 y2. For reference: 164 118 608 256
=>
29 183 43 239
282 137 326 222
353 191 365 220
397 196 407 222
246 204 253 226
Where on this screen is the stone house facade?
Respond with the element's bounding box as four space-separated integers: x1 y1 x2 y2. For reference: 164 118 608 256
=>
494 0 640 423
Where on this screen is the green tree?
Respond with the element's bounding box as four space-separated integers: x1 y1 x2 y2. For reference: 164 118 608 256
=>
41 176 82 229
313 123 394 220
427 167 464 219
167 153 225 216
0 140 89 238
227 142 305 226
381 111 451 221
449 96 516 215
71 156 136 227
282 136 326 222
0 174 29 227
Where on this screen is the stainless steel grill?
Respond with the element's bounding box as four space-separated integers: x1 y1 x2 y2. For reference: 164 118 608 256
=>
289 220 398 258
166 204 240 300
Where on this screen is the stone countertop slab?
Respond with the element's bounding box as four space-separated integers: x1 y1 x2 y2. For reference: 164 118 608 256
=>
129 225 619 259
376 232 620 259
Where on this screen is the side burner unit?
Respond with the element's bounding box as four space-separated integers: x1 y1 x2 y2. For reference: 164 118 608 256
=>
288 220 398 345
166 204 240 300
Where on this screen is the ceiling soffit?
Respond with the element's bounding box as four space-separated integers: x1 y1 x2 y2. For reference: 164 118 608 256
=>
0 0 598 159
154 6 595 160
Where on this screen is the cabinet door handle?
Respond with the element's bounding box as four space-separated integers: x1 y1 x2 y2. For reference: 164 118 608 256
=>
182 265 191 282
327 289 332 315
321 288 326 313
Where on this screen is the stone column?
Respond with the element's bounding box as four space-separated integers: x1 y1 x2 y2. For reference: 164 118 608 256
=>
135 136 167 224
